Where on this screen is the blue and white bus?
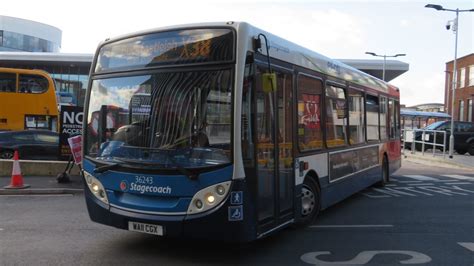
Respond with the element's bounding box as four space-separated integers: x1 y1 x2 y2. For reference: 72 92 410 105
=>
82 22 401 241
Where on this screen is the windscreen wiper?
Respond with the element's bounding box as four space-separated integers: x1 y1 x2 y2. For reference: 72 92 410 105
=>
117 155 199 180
93 162 120 173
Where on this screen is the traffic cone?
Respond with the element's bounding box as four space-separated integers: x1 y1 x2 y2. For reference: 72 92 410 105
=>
4 150 30 189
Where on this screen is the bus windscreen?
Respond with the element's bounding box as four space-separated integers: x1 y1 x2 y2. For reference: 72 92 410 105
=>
95 28 234 73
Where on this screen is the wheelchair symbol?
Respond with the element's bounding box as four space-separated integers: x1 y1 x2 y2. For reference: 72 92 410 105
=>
228 206 243 221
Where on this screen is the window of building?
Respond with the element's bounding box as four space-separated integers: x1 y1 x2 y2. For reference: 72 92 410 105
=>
297 75 323 151
459 68 466 88
19 74 48 94
469 65 474 87
380 96 388 140
1 30 58 52
348 88 365 144
366 94 379 140
459 100 464 121
325 84 347 147
468 99 472 122
0 72 16 92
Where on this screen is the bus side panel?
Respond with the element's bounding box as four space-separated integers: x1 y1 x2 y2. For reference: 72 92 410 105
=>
319 165 380 209
387 140 402 175
298 146 381 209
0 92 24 130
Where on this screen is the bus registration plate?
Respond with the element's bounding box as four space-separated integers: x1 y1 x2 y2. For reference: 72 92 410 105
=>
128 221 163 236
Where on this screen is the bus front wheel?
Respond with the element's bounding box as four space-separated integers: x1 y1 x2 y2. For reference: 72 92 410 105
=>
298 177 321 226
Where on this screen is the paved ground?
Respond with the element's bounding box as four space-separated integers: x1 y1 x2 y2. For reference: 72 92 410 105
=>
0 161 473 265
402 148 474 170
0 174 83 194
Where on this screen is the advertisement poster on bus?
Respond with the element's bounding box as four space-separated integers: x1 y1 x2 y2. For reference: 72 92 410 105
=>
299 94 320 129
59 106 83 159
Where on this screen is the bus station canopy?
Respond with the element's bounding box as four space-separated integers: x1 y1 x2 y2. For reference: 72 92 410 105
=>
338 59 409 82
401 110 451 119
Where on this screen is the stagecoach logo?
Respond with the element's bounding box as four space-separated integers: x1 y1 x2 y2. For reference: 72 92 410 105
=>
120 180 129 192
120 179 172 195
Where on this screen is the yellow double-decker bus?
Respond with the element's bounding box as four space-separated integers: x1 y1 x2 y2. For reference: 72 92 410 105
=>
0 68 59 131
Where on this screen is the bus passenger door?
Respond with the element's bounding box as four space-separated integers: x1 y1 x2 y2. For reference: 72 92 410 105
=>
254 65 294 233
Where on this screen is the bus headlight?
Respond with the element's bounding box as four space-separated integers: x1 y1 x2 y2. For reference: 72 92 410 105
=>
187 181 231 215
83 171 109 205
206 194 215 204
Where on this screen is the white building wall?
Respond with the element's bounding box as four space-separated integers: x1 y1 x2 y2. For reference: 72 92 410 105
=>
0 15 62 49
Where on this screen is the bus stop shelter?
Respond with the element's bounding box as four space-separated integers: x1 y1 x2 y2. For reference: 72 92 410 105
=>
401 110 451 129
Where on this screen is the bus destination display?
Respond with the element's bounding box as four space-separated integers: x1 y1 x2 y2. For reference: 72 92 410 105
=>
95 28 234 72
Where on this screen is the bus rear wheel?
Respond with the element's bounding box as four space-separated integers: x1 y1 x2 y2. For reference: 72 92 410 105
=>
376 156 389 187
298 177 321 226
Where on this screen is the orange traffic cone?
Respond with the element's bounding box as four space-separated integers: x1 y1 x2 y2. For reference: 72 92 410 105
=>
4 150 30 189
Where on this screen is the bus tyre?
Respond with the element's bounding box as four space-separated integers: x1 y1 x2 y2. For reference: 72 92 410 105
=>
298 177 321 226
0 150 14 159
468 143 474 156
376 156 389 187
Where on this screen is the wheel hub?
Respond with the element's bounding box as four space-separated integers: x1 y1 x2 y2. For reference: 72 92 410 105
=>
301 185 315 216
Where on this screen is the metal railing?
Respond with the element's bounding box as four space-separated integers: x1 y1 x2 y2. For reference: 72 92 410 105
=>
402 128 447 158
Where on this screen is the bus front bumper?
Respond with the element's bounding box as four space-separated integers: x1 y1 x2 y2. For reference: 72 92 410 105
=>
84 182 254 242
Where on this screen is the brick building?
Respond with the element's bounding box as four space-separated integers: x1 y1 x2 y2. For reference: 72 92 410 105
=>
445 53 474 122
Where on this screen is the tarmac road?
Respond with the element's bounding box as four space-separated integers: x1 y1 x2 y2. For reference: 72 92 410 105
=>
0 160 473 265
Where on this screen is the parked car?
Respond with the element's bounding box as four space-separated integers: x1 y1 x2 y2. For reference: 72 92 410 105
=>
0 130 59 160
405 121 474 155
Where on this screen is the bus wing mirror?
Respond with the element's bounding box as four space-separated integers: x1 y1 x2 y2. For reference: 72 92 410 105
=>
262 73 277 93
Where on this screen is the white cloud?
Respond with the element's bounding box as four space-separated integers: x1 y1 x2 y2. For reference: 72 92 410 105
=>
400 19 410 27
392 71 446 106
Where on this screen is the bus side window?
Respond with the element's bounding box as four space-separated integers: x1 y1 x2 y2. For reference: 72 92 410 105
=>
0 73 16 92
297 74 323 151
325 84 348 147
366 94 379 141
379 96 388 140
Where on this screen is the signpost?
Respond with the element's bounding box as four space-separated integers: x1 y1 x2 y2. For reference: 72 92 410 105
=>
59 106 83 160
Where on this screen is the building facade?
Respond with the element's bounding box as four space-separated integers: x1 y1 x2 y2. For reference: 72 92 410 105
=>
0 16 90 107
445 53 474 122
404 103 445 113
0 15 61 52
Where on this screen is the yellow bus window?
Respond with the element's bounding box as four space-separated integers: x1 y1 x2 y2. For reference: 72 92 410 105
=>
19 74 48 94
0 73 16 92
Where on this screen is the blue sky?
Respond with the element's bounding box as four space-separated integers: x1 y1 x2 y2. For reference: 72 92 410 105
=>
2 0 473 106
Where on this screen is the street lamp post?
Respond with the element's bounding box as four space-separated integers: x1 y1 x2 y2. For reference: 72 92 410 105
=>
365 52 406 81
425 4 474 159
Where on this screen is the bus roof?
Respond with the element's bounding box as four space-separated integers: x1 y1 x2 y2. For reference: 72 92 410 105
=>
0 67 52 77
95 21 397 95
